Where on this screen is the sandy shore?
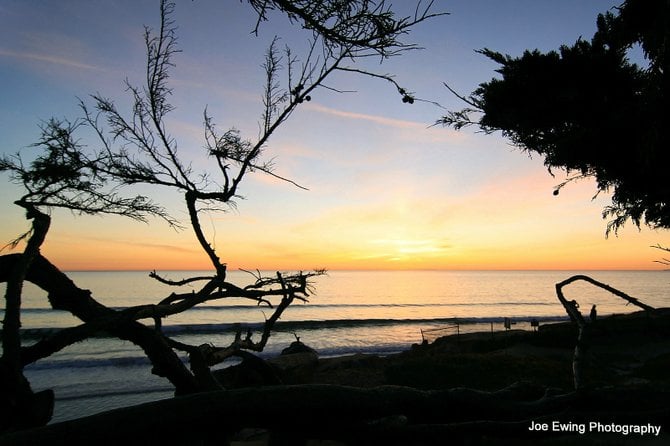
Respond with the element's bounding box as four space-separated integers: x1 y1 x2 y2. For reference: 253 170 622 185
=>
216 310 670 445
248 309 670 392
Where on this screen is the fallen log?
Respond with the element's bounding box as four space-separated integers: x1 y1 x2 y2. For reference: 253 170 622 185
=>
1 383 667 445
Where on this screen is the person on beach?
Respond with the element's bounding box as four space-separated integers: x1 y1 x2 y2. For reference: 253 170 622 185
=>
590 305 597 323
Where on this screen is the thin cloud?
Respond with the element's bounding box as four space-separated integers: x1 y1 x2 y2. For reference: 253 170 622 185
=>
0 48 104 72
305 102 468 145
306 102 425 129
63 234 200 254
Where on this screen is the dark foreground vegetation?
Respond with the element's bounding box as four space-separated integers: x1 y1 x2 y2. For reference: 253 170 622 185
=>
2 309 669 446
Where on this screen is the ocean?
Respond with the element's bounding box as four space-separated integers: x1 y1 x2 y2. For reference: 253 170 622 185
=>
6 269 670 423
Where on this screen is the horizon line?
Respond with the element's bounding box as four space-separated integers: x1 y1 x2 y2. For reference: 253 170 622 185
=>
61 267 669 273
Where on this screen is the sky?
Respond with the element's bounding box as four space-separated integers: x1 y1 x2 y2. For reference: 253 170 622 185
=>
0 0 667 271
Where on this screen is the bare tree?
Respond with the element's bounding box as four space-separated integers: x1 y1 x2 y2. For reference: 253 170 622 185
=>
0 0 442 431
651 244 670 268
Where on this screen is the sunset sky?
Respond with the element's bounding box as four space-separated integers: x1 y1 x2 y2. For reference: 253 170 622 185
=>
1 0 666 271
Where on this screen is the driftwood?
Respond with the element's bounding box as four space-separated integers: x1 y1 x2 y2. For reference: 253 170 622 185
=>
0 251 321 388
0 241 322 434
0 206 55 431
0 252 200 394
0 383 667 445
555 275 656 390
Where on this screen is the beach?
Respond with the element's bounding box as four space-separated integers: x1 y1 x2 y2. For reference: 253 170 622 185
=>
15 270 670 422
4 270 669 444
4 309 670 445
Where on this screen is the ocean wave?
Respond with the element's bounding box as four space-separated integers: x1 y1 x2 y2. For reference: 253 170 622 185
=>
24 341 413 373
177 301 559 310
11 301 558 315
21 315 570 373
25 355 157 371
56 386 174 402
20 315 569 339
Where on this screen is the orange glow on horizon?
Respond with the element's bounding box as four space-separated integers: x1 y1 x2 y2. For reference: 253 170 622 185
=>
3 156 667 273
33 230 666 273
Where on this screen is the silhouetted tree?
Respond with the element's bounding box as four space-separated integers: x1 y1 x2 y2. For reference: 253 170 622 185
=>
652 244 670 267
437 0 668 398
439 0 669 235
0 0 442 431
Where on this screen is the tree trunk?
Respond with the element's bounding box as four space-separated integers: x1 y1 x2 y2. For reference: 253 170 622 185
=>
1 207 54 431
0 253 199 395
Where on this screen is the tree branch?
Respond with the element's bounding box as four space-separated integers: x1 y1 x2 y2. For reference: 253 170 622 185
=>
555 274 655 389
